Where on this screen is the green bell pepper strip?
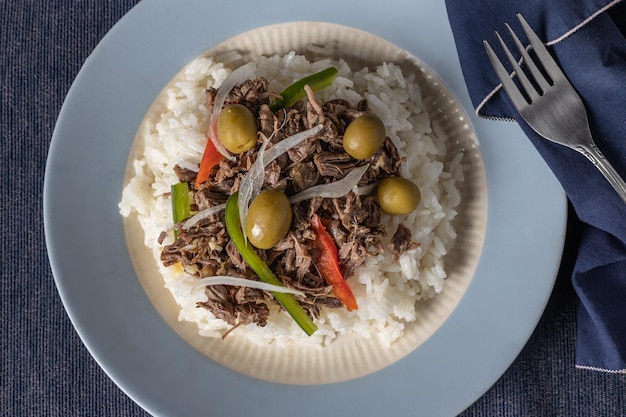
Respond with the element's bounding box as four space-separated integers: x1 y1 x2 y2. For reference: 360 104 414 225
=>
269 66 338 111
224 192 318 336
171 182 190 236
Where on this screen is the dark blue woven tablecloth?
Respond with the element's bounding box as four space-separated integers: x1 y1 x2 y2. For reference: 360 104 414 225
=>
2 1 625 416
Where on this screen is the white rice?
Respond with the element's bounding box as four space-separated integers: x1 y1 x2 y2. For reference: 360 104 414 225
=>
119 51 464 347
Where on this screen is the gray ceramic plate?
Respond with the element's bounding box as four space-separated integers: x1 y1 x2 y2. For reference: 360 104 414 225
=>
44 0 567 416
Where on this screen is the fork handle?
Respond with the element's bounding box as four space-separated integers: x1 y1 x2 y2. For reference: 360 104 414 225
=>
576 143 626 205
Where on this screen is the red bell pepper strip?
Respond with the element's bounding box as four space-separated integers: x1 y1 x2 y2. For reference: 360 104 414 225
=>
194 136 223 189
310 213 358 311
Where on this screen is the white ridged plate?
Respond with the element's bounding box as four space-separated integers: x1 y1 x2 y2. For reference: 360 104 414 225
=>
123 22 487 385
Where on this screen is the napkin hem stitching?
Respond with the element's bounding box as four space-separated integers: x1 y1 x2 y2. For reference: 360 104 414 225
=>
575 364 626 373
475 0 624 119
546 0 623 46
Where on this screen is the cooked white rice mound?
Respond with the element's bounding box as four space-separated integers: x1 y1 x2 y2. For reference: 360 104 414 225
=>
119 51 464 347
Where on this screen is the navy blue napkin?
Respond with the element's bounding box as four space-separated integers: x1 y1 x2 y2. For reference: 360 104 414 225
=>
445 0 626 372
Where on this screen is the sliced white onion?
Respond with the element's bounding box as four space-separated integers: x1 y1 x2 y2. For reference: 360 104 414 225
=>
353 181 379 196
238 138 270 240
182 203 226 230
238 124 324 235
208 61 257 161
192 276 305 296
289 164 370 204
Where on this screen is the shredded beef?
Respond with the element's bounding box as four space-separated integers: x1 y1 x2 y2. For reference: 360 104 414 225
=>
173 165 197 183
389 223 420 260
160 76 409 330
197 285 270 328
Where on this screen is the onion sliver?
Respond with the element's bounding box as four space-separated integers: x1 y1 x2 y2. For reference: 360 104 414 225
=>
289 164 370 204
353 181 379 196
192 276 305 296
182 203 226 230
238 139 269 241
208 61 257 161
238 124 324 235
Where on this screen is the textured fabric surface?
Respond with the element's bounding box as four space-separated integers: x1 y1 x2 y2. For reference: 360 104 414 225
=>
446 0 626 372
1 1 625 416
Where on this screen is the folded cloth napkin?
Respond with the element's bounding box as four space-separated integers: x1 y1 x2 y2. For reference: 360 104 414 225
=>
445 0 626 372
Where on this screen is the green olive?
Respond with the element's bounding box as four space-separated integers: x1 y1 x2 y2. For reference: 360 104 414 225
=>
245 189 293 249
377 177 421 215
343 113 386 160
217 104 258 154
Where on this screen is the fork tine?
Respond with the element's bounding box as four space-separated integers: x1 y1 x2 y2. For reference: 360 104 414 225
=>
495 30 540 102
516 13 563 82
484 40 528 109
505 23 551 92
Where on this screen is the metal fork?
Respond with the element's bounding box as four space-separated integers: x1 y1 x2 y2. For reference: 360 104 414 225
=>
484 13 626 205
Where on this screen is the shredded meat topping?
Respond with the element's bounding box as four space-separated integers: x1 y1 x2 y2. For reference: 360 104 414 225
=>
161 77 418 329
